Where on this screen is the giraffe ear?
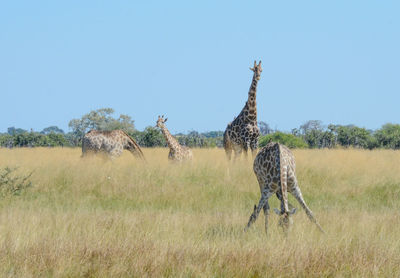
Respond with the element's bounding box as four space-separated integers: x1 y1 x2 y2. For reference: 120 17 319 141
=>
164 118 168 122
254 60 257 67
258 61 261 66
273 208 282 215
289 208 297 215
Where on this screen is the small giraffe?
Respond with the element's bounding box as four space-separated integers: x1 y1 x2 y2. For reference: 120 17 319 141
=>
224 61 262 160
156 115 193 162
245 142 324 235
82 129 145 160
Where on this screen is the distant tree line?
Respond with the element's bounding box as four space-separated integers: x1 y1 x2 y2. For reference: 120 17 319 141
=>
260 120 400 150
1 109 400 150
0 108 224 148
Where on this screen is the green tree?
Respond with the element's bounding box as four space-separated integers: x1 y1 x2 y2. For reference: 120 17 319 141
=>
7 127 27 135
259 132 308 149
68 108 135 145
133 127 165 147
41 126 64 134
375 123 400 149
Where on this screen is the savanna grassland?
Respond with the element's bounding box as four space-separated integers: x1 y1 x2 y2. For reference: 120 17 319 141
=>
0 148 400 277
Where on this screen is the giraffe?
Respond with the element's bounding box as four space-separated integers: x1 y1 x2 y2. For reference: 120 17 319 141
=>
223 61 262 160
82 129 145 160
244 142 324 235
156 115 193 162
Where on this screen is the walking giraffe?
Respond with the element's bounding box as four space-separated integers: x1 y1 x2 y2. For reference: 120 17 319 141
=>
223 61 262 160
82 130 145 160
244 142 324 235
156 115 193 162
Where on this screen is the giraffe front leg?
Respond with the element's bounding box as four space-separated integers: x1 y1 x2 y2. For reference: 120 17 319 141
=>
224 146 232 161
262 199 270 235
291 186 325 233
243 142 250 159
250 139 259 159
244 189 274 232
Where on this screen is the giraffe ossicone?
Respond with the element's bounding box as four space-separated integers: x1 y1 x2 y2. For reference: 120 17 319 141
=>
245 142 324 235
156 115 193 162
224 60 262 160
81 129 145 160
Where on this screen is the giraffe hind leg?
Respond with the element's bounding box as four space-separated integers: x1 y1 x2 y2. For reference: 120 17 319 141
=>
233 144 242 161
224 145 232 160
291 186 325 233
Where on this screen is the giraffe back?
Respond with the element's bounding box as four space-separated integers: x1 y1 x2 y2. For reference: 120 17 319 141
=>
82 130 144 159
253 142 296 193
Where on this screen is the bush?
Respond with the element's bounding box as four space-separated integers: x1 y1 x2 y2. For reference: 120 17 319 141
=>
0 167 33 198
259 132 308 149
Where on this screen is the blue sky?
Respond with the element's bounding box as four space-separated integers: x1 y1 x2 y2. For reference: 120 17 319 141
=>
1 1 399 134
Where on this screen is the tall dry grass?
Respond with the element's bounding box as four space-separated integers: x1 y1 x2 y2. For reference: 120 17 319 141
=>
0 147 399 277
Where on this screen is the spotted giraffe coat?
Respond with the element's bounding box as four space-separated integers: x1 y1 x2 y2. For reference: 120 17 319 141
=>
82 130 145 160
156 116 193 162
245 142 324 235
224 61 261 159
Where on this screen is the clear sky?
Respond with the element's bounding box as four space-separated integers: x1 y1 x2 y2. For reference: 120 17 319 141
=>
1 1 399 134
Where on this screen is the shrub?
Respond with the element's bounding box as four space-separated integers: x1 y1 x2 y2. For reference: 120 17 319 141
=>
259 132 308 149
0 167 33 198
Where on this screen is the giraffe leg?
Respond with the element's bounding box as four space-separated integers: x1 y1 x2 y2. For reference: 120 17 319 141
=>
224 146 232 161
291 186 325 233
276 191 295 212
233 145 242 161
109 148 122 159
245 189 274 233
243 142 250 159
262 199 270 235
250 139 258 159
223 131 233 160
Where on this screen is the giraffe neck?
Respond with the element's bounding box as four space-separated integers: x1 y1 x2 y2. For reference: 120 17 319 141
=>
242 72 258 123
161 125 180 150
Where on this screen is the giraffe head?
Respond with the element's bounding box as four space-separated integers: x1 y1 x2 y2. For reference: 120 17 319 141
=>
156 115 168 128
274 208 297 234
250 60 262 80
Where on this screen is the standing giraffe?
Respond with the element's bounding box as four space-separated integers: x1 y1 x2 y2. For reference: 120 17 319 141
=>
224 61 262 160
82 130 145 160
244 142 324 235
156 115 193 162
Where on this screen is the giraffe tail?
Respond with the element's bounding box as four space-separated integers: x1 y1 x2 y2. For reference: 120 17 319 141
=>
122 131 146 161
223 129 232 160
278 144 289 215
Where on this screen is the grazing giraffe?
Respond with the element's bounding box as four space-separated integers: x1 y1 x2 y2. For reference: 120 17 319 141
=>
244 142 324 235
156 115 193 162
224 61 262 160
82 130 145 160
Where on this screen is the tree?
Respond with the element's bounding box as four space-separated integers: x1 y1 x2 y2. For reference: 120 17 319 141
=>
7 127 27 135
41 126 64 134
259 132 308 149
258 121 273 136
133 127 165 147
68 108 135 145
329 125 373 149
300 120 323 135
299 120 324 148
375 123 400 149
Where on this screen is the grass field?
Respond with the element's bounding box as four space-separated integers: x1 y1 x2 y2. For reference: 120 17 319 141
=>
0 147 400 277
